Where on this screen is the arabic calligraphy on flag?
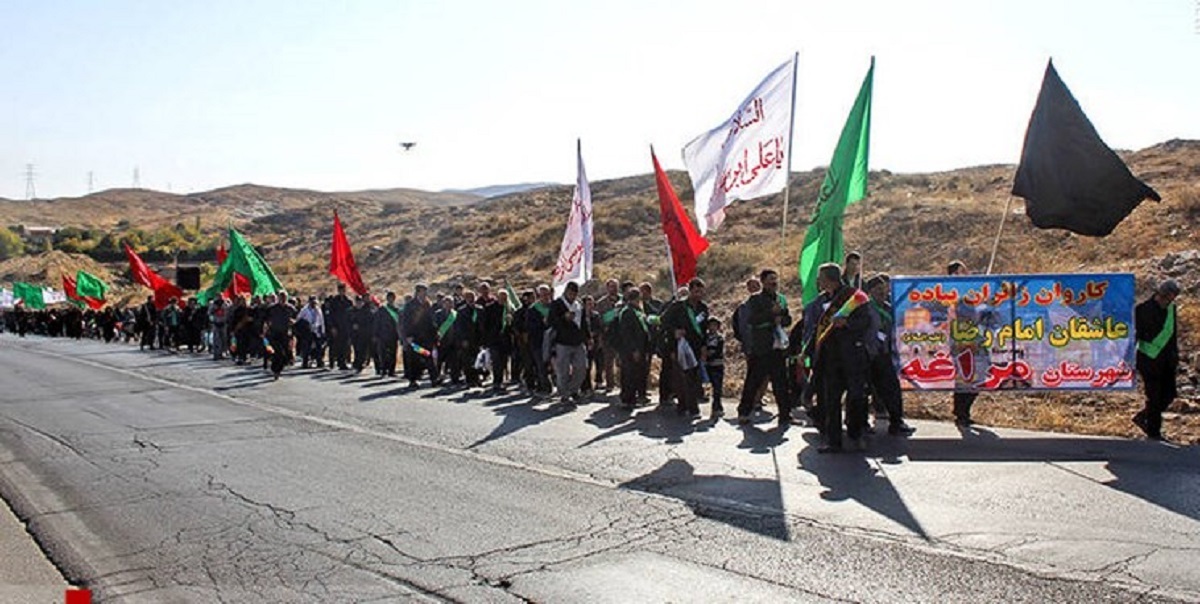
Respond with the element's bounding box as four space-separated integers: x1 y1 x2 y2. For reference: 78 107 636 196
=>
552 139 593 297
683 55 795 235
890 273 1136 391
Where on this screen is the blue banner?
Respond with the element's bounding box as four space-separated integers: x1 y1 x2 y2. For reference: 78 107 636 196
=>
890 273 1136 391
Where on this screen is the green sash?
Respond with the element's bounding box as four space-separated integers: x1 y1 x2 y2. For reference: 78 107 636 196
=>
438 310 457 339
1137 304 1175 360
623 306 648 335
383 305 400 324
685 303 703 337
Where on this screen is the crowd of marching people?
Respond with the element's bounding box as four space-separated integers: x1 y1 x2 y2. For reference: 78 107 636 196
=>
2 256 929 453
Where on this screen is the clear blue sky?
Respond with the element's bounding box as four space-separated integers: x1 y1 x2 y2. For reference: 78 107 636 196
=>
1 0 1196 199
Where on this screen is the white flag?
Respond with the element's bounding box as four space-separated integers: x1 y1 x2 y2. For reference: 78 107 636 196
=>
552 139 593 297
42 288 67 305
0 288 13 310
683 55 795 234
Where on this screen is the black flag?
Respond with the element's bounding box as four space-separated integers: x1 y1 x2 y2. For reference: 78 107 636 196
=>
1011 60 1160 237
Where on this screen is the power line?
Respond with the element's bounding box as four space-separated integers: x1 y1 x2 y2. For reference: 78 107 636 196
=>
23 164 37 200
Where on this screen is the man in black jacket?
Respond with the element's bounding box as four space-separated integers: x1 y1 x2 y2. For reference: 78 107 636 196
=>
661 278 709 418
615 288 652 410
864 274 914 436
550 281 589 405
477 282 510 393
810 263 873 453
350 296 373 374
1134 279 1181 442
326 283 354 370
454 290 483 388
737 269 794 428
374 291 401 378
402 284 439 388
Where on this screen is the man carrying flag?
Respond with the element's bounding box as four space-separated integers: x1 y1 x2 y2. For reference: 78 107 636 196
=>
736 269 794 428
809 263 873 453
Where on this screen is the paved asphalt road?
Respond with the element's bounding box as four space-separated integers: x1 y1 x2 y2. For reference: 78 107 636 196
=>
0 336 1195 603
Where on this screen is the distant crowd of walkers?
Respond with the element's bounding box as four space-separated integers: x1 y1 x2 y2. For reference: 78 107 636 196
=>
5 255 945 452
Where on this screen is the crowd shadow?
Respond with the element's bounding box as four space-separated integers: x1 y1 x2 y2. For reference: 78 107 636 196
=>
796 432 929 540
621 458 790 541
467 397 575 450
578 405 699 447
900 426 1200 523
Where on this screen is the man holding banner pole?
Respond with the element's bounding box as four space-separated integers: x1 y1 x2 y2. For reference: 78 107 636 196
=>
1134 279 1181 442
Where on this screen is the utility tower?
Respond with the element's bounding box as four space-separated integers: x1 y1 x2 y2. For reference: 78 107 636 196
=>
132 166 141 188
88 171 95 193
23 164 37 200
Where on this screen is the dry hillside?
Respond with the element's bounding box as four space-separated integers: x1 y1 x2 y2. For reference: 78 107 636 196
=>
2 140 1199 442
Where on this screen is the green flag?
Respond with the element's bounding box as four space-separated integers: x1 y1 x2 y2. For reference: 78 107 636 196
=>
798 57 874 305
14 281 46 310
75 270 108 300
200 228 285 303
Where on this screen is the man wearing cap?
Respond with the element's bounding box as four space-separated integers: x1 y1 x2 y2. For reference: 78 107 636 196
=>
1134 279 1181 442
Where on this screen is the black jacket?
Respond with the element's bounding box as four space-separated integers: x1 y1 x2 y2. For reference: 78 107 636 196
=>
549 297 588 346
745 291 793 357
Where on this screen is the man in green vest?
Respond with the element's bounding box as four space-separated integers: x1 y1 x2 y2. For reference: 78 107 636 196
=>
1133 279 1181 442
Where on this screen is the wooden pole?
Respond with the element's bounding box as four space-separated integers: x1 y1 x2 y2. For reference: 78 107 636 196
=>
780 51 799 245
986 196 1015 275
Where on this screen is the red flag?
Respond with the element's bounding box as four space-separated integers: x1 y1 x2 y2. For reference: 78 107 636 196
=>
652 148 709 287
215 242 251 298
124 243 183 309
62 274 104 310
330 210 368 295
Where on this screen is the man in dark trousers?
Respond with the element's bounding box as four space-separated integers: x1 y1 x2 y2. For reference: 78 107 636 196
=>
263 293 295 380
477 282 510 393
326 283 354 370
374 291 401 378
454 290 483 388
1134 279 1181 442
660 278 709 419
138 296 158 351
401 284 439 388
615 288 652 410
350 295 374 374
737 269 794 428
810 263 873 453
864 274 915 436
947 259 979 426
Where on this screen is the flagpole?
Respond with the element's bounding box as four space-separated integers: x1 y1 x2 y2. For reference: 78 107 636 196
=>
780 51 799 245
986 196 1015 275
664 234 677 290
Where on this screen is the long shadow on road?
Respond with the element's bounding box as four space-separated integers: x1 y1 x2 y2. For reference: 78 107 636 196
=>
579 405 699 447
797 432 929 541
622 458 789 541
467 398 575 450
900 426 1200 523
